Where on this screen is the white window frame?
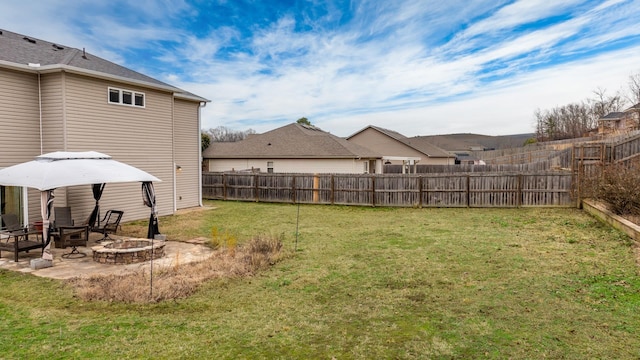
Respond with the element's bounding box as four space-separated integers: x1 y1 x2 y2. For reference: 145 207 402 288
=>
267 161 274 173
108 87 145 108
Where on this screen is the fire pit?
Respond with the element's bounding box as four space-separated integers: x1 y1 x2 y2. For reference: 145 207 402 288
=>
92 238 165 265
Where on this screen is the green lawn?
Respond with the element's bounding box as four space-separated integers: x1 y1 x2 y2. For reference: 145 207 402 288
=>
1 201 639 359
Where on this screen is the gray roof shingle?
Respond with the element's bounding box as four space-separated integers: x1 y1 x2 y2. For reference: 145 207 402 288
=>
203 123 381 159
0 29 206 101
600 112 625 120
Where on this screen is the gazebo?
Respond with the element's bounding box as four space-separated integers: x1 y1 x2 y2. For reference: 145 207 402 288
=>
0 151 161 267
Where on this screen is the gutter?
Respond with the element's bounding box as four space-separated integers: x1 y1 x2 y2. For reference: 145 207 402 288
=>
198 101 208 207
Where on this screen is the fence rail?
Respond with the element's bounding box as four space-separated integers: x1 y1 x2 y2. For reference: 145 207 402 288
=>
203 172 574 208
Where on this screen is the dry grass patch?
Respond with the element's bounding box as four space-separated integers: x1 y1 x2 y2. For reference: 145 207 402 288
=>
67 234 285 303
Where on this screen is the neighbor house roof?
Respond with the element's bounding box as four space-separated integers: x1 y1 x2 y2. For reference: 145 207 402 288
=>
347 125 453 158
599 112 625 120
203 123 381 159
0 29 208 102
625 103 640 112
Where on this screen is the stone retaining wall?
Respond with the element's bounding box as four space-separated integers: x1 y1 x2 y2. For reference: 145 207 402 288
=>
92 239 166 265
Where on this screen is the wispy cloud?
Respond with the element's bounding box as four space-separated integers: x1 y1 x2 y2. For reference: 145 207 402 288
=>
1 0 639 136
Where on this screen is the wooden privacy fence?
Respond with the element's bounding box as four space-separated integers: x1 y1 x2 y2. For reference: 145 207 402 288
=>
572 133 640 205
203 172 574 208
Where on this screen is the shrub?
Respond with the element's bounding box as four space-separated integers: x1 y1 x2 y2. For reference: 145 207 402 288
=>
594 158 640 215
67 234 287 303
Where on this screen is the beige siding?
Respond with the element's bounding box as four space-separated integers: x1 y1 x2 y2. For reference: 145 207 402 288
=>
29 72 69 221
0 69 41 165
40 72 65 153
0 69 46 222
55 73 176 222
173 99 201 209
1 69 203 225
208 158 369 174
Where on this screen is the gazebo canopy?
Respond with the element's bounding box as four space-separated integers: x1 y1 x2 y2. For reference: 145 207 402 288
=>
0 151 160 190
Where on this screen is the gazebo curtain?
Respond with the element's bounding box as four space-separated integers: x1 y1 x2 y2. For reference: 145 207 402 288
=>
40 190 54 261
142 182 160 239
88 183 106 228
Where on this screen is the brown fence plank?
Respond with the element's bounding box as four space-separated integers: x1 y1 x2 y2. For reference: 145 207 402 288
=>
202 172 575 208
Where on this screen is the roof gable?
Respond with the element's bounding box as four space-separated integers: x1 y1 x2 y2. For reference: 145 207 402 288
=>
347 125 407 142
348 125 453 158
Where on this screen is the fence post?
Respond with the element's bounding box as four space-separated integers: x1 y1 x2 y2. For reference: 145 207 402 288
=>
313 174 319 203
371 175 376 207
330 174 335 205
255 174 259 202
418 175 423 208
517 174 523 207
223 173 227 200
292 175 296 204
466 175 470 207
576 146 584 208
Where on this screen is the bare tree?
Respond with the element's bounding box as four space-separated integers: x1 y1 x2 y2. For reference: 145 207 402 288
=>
590 87 624 120
627 71 640 127
534 103 591 141
627 71 640 106
535 88 627 141
205 126 256 142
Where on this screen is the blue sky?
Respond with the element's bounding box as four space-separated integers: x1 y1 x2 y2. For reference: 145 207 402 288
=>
1 0 639 136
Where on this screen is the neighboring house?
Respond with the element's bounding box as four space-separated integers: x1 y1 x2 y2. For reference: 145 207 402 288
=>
453 153 486 165
599 104 640 135
346 125 455 169
0 29 208 226
203 123 382 174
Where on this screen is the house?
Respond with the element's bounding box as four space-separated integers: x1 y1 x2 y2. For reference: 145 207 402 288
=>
346 125 455 170
203 123 382 174
598 104 640 135
0 29 208 226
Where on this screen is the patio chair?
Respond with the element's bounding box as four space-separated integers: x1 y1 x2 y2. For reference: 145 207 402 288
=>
53 207 74 228
51 207 89 258
0 213 45 262
92 210 124 242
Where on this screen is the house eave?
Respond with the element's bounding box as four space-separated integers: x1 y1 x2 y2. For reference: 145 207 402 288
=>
0 60 210 102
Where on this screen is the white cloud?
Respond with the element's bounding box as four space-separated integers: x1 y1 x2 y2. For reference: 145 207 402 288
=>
2 0 639 138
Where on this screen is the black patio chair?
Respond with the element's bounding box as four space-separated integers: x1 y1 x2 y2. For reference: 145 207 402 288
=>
92 210 124 242
0 213 45 262
51 207 89 258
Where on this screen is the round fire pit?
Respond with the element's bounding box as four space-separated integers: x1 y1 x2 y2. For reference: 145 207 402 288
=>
92 238 165 265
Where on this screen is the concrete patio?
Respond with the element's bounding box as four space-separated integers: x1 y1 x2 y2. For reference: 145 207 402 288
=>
0 233 214 280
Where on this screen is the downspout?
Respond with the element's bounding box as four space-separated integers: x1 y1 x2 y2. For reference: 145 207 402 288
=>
37 72 43 154
198 101 207 207
172 97 177 213
24 65 43 225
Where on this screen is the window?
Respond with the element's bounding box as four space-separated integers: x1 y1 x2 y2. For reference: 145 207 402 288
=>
108 87 145 108
109 88 120 103
1 186 24 226
134 93 144 107
267 161 274 173
122 91 132 105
